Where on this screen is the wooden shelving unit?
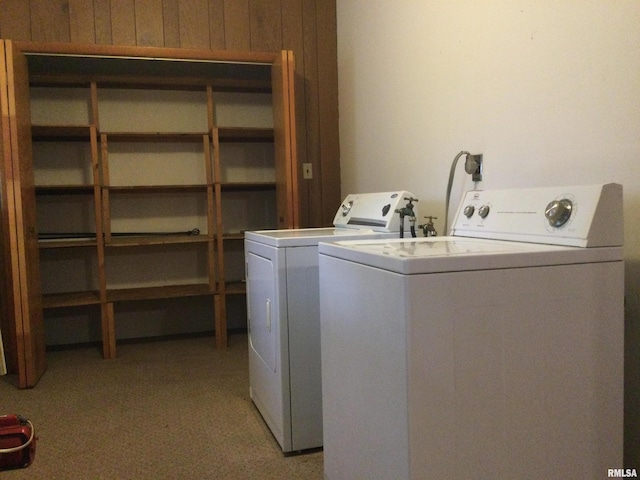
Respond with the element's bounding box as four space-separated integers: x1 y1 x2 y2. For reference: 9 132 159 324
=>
0 41 299 386
33 82 280 356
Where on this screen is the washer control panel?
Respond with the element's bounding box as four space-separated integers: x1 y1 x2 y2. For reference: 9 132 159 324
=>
451 183 622 247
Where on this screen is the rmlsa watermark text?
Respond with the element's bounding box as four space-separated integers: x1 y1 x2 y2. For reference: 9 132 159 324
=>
608 469 638 478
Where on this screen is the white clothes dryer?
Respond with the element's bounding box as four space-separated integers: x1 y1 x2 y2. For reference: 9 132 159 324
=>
244 191 418 452
319 183 624 479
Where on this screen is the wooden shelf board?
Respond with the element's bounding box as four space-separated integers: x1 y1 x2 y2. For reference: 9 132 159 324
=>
39 238 97 248
29 77 92 88
30 76 271 93
32 124 92 140
36 185 95 195
220 182 276 191
225 281 247 295
103 131 210 142
218 127 274 142
105 234 210 246
107 284 212 302
97 79 211 90
39 184 271 195
105 184 209 193
222 233 245 241
42 283 244 308
220 230 278 241
43 290 101 308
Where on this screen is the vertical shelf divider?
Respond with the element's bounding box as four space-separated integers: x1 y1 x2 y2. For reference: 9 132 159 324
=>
100 133 112 244
211 124 227 348
208 85 228 348
93 82 116 360
99 130 115 356
204 133 216 289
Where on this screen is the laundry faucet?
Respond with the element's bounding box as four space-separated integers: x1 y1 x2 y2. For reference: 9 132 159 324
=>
395 197 418 238
419 216 438 237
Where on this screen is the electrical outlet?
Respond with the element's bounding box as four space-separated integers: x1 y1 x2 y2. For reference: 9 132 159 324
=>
303 163 313 180
465 154 483 182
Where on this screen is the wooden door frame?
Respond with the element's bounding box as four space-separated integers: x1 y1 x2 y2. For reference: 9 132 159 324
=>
0 39 46 388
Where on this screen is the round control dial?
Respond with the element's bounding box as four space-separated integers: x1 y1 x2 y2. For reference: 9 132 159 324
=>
341 200 353 217
463 205 475 218
545 198 573 227
478 205 490 218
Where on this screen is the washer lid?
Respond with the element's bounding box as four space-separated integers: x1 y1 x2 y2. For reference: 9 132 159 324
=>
318 237 622 274
245 227 396 247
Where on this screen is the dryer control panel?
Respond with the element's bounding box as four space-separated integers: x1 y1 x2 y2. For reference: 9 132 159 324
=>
333 191 418 233
451 183 623 247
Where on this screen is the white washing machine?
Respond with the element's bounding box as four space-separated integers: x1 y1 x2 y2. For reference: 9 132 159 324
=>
244 191 418 453
319 183 624 479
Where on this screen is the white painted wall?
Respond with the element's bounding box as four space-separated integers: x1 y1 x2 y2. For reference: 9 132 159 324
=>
336 0 639 466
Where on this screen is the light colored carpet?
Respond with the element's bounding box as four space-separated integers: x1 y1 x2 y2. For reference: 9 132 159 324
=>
0 334 323 479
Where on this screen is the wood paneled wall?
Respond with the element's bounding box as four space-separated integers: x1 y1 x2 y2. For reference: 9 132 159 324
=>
0 0 340 227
